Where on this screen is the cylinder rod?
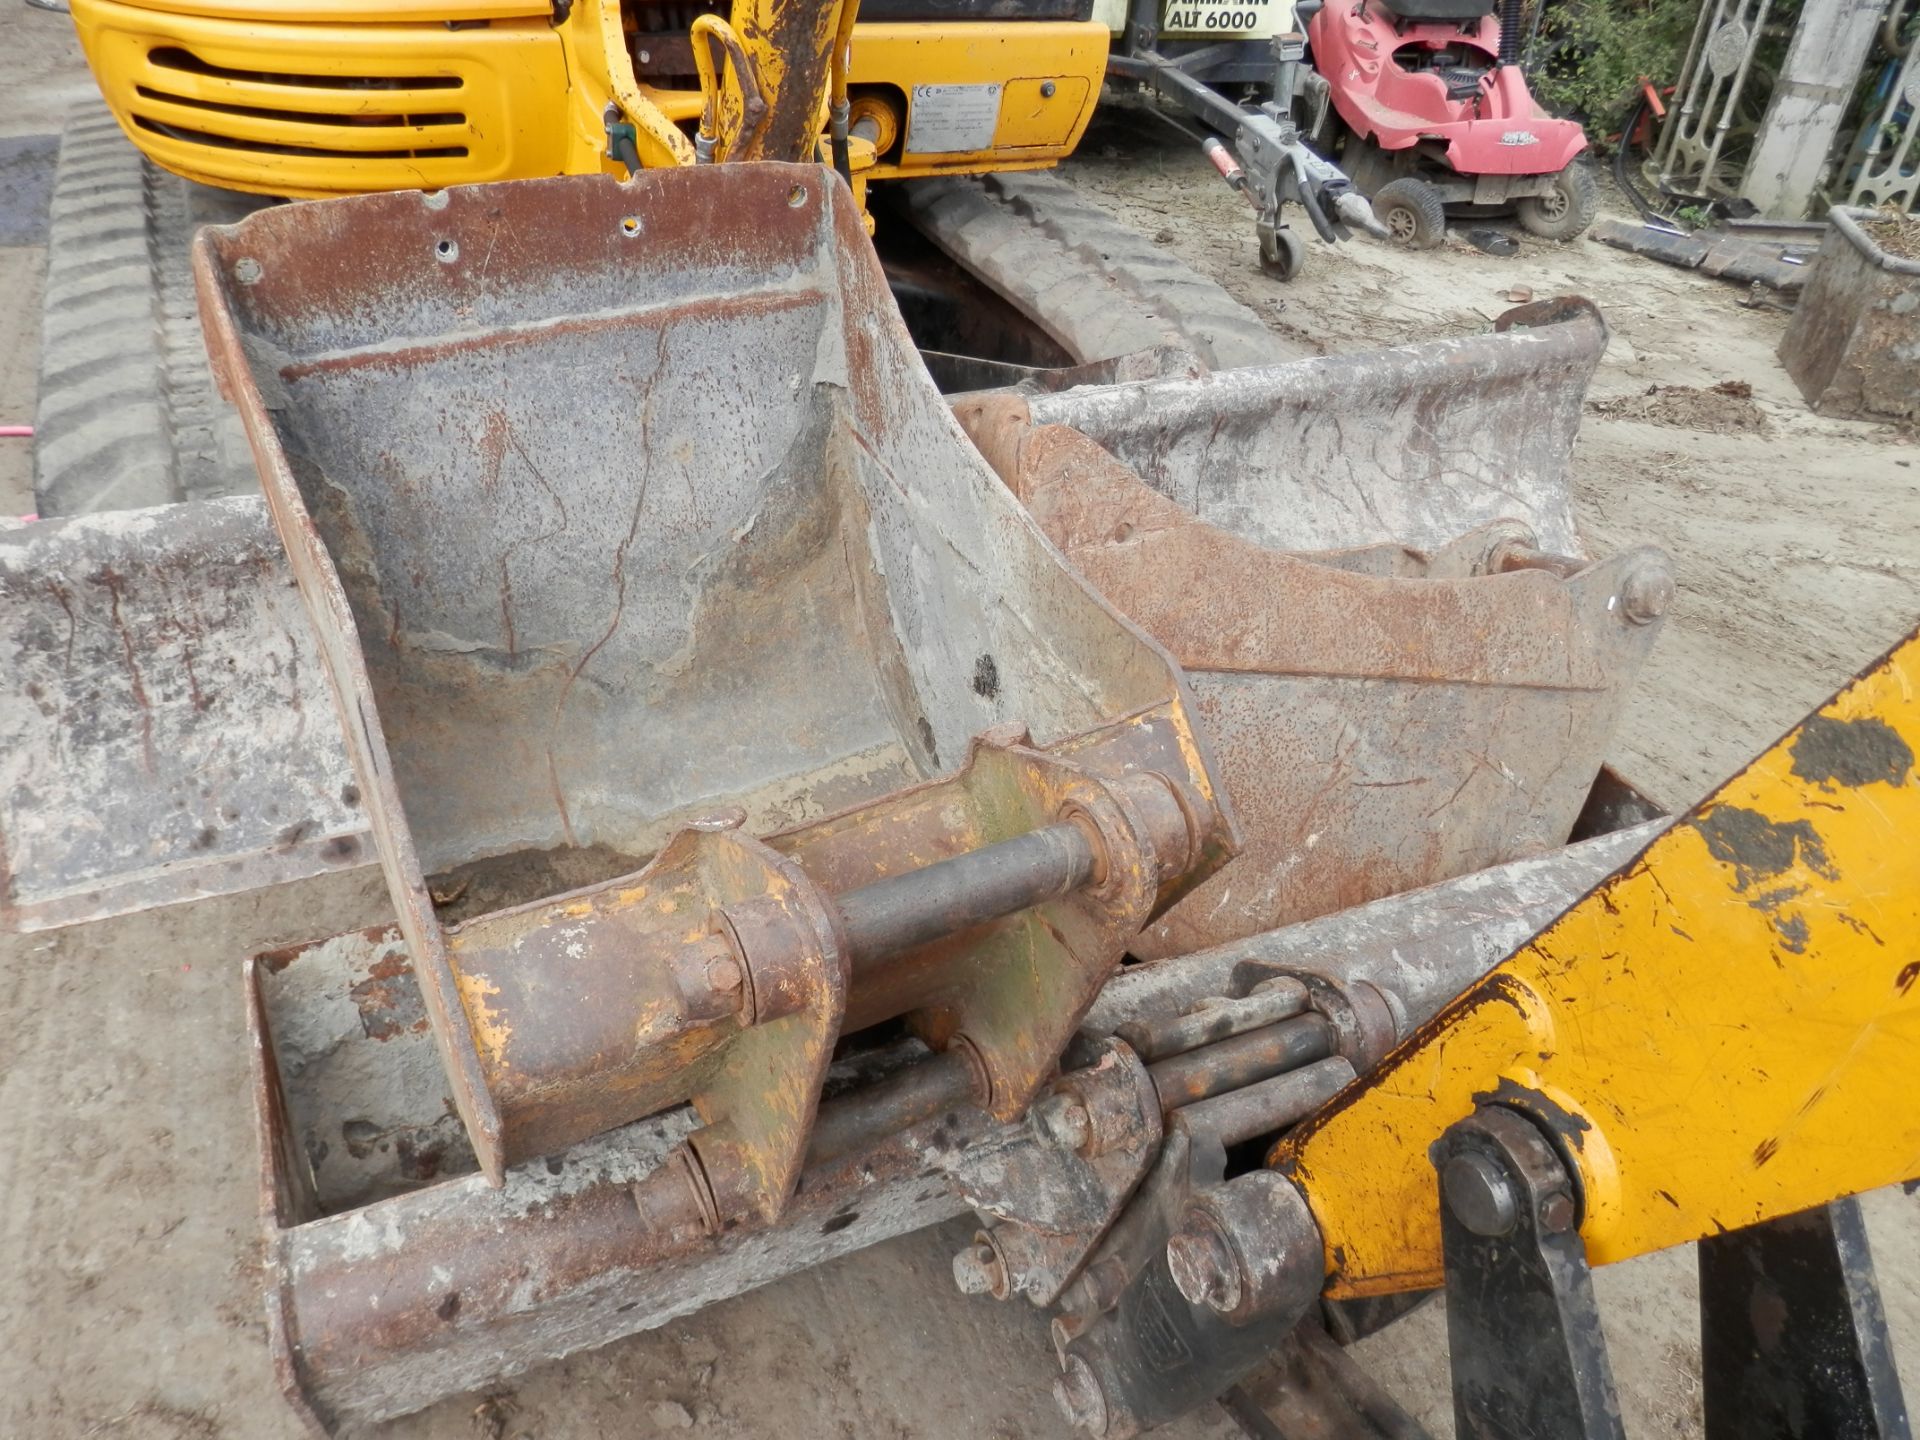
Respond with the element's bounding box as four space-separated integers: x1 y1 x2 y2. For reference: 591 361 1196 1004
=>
1116 979 1311 1063
1147 1013 1335 1109
1176 1056 1356 1148
836 822 1100 977
805 1050 982 1168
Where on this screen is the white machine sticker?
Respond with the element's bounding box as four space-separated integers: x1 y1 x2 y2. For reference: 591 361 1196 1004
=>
906 82 1003 155
1161 0 1289 39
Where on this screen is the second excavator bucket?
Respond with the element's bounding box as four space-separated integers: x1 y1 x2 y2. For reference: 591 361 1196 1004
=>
957 299 1671 956
0 497 364 932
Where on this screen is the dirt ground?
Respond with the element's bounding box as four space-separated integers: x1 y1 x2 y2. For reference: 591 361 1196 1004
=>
2 7 1917 1440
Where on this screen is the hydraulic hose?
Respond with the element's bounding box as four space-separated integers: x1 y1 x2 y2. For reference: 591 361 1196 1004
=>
1287 150 1339 242
829 0 863 184
1612 92 1657 221
690 15 769 161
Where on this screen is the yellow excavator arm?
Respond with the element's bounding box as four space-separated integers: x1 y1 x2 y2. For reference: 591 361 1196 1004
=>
1102 626 1920 1440
1276 623 1920 1295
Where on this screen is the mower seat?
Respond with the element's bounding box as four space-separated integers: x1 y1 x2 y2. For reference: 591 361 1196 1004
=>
1376 0 1496 21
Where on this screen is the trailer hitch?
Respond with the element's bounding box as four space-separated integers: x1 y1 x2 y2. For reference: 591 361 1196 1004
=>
1194 29 1386 280
1203 113 1386 280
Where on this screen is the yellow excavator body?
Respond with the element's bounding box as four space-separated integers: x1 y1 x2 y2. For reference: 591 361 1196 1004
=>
67 0 1106 204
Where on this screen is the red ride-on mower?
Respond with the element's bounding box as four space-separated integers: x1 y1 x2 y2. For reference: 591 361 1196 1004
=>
1302 0 1597 247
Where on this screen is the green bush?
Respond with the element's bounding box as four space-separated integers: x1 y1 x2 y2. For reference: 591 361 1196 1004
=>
1529 0 1703 136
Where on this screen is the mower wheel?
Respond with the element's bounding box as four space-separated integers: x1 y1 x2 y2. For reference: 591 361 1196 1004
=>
1260 226 1309 281
1516 162 1598 241
1371 178 1446 250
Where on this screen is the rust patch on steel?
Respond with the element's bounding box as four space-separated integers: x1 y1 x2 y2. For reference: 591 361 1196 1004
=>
350 952 430 1040
259 923 393 975
728 0 843 161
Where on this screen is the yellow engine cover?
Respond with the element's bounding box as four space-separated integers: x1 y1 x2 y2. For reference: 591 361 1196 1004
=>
71 0 578 197
68 0 1107 199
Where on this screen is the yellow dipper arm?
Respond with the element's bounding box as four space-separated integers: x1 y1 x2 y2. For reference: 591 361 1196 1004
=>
1275 625 1920 1298
718 0 856 162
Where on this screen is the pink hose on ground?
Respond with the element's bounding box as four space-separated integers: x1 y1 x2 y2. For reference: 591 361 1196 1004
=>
0 426 33 438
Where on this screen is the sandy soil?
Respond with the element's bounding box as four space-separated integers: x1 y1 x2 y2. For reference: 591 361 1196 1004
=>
2 12 1917 1440
0 246 42 514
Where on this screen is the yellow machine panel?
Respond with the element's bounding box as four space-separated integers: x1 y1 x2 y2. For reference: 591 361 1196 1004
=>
100 0 551 17
847 22 1106 177
1276 626 1920 1298
72 0 575 196
67 0 1108 200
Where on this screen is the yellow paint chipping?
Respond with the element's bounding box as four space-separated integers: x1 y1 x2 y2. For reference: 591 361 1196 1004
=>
454 968 513 1071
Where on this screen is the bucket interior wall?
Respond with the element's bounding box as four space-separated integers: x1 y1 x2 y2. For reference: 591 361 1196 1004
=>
200 167 1172 879
1025 307 1605 558
255 926 483 1216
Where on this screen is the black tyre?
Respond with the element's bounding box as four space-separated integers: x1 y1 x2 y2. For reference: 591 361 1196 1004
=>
1515 162 1598 241
1259 225 1309 282
1371 177 1447 250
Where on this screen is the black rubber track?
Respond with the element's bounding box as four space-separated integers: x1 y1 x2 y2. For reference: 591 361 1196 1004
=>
902 171 1301 373
34 110 264 516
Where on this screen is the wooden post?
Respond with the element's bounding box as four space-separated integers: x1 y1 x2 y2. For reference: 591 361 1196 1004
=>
1740 0 1886 217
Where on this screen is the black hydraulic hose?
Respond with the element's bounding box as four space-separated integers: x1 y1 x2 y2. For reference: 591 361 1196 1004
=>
1612 92 1657 221
1289 151 1339 242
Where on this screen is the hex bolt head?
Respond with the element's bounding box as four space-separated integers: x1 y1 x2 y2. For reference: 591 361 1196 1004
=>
1033 1092 1093 1153
1054 1355 1110 1435
1442 1152 1519 1237
1620 565 1675 625
1082 1256 1128 1312
951 1236 1008 1298
1537 1190 1576 1234
1165 1213 1244 1314
705 953 743 994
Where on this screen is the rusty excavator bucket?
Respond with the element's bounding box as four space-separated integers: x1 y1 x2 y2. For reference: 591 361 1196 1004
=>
191 164 1238 1208
955 300 1671 956
0 165 1671 1431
